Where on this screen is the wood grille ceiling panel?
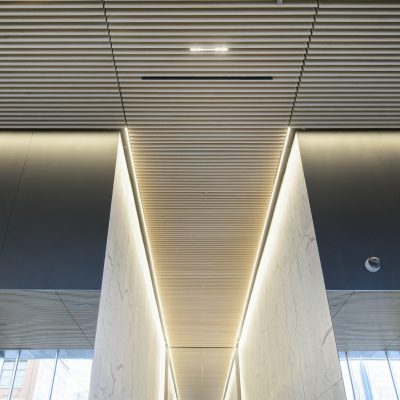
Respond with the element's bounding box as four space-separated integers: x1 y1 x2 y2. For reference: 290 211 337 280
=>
0 0 125 128
105 1 316 397
291 0 400 127
171 348 233 400
1 1 399 398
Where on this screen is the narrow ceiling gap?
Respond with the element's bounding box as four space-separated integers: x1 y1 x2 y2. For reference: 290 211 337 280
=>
101 0 128 127
100 4 179 398
288 0 320 126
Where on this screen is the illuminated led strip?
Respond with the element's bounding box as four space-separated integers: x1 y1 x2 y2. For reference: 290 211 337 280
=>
122 127 176 399
222 127 295 400
190 46 228 53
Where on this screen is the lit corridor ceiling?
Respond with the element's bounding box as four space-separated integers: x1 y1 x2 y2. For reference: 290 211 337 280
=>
1 1 400 398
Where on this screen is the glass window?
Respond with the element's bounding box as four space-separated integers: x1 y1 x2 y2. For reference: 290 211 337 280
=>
0 349 93 400
339 352 355 400
0 361 15 388
340 351 400 400
51 350 93 400
388 351 400 396
13 360 27 389
0 350 18 400
362 352 397 399
11 349 57 400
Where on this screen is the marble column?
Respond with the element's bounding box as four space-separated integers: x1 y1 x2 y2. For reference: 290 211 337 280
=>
238 137 346 400
224 362 238 400
89 138 166 400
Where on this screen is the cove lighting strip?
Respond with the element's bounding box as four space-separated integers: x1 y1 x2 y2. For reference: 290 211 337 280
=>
123 127 181 399
222 127 294 400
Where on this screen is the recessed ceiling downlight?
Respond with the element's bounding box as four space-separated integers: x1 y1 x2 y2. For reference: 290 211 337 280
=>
190 46 228 53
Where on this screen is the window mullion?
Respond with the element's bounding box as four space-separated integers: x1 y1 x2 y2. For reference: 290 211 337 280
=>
0 357 4 379
47 349 59 400
6 349 20 400
360 354 373 400
346 352 357 400
386 351 400 400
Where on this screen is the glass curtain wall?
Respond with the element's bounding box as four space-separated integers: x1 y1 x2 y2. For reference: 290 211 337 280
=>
0 349 93 400
339 351 400 400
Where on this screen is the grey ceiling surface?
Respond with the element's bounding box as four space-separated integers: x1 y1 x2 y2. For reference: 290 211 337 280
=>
0 290 99 349
1 1 399 398
328 291 400 352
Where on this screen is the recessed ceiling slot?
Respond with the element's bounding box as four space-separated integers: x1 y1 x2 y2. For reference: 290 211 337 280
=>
141 76 273 81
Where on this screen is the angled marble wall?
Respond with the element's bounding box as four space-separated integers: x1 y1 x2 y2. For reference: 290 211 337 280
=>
224 362 238 400
238 137 346 400
167 364 178 400
89 138 166 400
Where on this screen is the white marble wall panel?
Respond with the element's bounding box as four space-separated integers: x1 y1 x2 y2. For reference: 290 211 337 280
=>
168 365 178 400
89 139 166 400
238 138 346 400
224 362 238 400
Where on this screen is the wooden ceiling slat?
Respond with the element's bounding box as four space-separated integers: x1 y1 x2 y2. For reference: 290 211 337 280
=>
0 0 124 128
292 1 400 127
1 1 398 397
103 0 315 397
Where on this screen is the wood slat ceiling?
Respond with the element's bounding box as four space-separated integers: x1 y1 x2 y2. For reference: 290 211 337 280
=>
291 0 400 127
107 1 316 397
0 0 125 128
1 1 399 398
171 348 233 400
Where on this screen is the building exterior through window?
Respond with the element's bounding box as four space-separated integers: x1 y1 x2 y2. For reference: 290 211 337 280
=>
339 351 400 400
0 349 93 400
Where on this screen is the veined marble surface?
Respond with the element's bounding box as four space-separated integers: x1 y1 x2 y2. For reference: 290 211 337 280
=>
238 138 346 400
89 139 165 400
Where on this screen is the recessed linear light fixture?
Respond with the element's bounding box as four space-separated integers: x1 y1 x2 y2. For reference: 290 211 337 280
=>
190 46 229 53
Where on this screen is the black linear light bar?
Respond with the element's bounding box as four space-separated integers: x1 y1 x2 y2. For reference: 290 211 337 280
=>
141 76 273 81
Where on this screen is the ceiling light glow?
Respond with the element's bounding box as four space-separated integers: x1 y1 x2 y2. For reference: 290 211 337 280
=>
190 46 228 53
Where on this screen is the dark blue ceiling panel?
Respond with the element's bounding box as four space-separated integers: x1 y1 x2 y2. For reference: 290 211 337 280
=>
298 131 400 290
0 131 119 290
